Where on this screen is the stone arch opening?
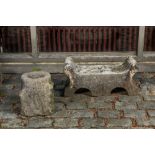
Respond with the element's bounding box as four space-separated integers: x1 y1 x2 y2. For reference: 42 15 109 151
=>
111 87 128 95
75 88 92 96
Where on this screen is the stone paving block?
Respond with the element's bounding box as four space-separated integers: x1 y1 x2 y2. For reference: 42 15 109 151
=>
138 101 155 110
124 110 147 119
51 110 71 118
88 97 112 109
53 118 79 128
80 118 104 128
70 110 95 118
143 95 155 101
0 88 19 96
98 110 120 118
0 118 27 129
55 102 66 111
26 117 54 128
137 118 155 127
119 95 142 103
54 97 70 103
71 94 91 104
107 118 132 128
147 110 155 117
115 100 137 110
0 101 12 111
0 111 17 120
66 101 87 110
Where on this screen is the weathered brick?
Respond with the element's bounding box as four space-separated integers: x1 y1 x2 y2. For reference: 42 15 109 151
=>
0 118 27 129
66 101 87 110
115 100 137 110
71 94 91 104
51 110 71 118
119 96 142 103
55 102 66 111
88 97 112 109
138 101 155 110
53 118 78 128
98 110 120 118
70 110 94 118
80 118 105 129
124 110 147 119
147 110 155 117
26 117 53 128
0 111 17 120
107 118 132 128
137 118 155 127
143 95 155 101
80 118 104 128
54 97 70 103
0 101 12 111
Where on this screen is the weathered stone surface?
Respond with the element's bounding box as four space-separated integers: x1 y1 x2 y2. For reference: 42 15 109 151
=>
124 110 146 119
137 118 155 127
143 95 155 101
66 101 87 110
20 71 54 116
115 100 137 110
53 118 79 128
26 117 54 128
147 110 155 117
119 95 142 103
80 118 104 128
88 97 112 109
51 110 71 118
98 110 120 118
64 56 139 97
0 118 27 129
0 111 17 119
138 101 155 110
70 110 95 118
107 118 132 128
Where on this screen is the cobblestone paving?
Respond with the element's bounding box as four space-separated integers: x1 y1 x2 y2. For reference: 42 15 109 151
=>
0 73 155 129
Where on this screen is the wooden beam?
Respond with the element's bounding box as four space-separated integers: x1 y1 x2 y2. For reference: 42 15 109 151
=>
30 26 39 57
137 26 145 59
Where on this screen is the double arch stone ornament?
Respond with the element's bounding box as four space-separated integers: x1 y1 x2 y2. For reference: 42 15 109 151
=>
64 56 139 97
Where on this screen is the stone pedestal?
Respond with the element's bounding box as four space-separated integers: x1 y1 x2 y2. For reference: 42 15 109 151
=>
20 71 54 116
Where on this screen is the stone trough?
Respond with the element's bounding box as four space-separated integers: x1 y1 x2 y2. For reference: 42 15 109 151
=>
64 56 139 97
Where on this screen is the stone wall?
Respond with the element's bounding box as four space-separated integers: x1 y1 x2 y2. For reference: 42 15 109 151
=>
0 73 155 128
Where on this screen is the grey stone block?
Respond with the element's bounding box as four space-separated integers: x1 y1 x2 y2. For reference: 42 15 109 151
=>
143 95 155 101
70 110 94 118
137 118 155 127
80 118 104 128
88 97 112 109
51 110 71 118
119 95 142 103
0 118 26 129
107 118 132 128
98 110 120 118
115 100 137 110
71 94 91 104
53 118 78 128
66 101 87 110
27 117 53 128
0 111 17 119
138 101 155 110
147 110 155 117
124 110 147 119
